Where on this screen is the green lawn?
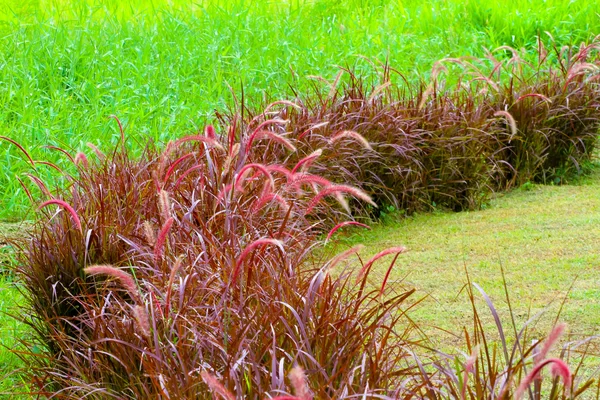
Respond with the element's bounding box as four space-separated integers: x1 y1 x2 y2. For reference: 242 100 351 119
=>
340 170 600 349
1 0 600 220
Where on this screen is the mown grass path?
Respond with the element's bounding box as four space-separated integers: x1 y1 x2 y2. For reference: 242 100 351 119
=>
342 172 600 347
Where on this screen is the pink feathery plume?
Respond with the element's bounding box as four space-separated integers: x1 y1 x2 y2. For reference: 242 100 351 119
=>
246 130 296 155
38 199 82 233
26 174 53 199
289 366 312 400
267 164 293 181
289 174 331 189
143 221 156 246
515 358 572 400
329 130 372 150
494 111 518 138
305 185 376 214
297 121 329 140
84 265 139 302
44 145 75 163
174 135 224 151
246 119 293 153
133 304 150 339
35 160 64 174
232 238 284 284
461 347 478 400
357 247 406 283
534 323 566 365
158 190 171 221
291 149 323 174
154 218 174 263
108 115 125 143
205 125 216 139
86 142 105 159
326 221 370 241
74 152 89 168
515 93 552 104
235 163 275 191
163 153 194 185
325 245 364 274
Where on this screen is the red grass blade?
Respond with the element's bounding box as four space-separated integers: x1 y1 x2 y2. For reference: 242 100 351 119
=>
329 130 373 150
163 153 195 185
515 358 572 399
291 149 323 174
0 136 36 169
38 199 82 233
326 221 370 241
357 246 406 283
232 238 284 284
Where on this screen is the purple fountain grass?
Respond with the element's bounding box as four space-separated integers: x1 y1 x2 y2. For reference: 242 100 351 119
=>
291 149 323 174
143 221 156 246
200 372 235 400
133 304 151 339
232 238 284 283
288 366 312 400
246 129 297 154
84 265 140 302
162 152 195 185
234 163 276 191
154 217 174 263
267 164 294 181
38 199 82 233
173 164 205 189
326 221 371 242
534 323 566 364
461 346 478 400
329 130 373 150
288 173 331 189
305 184 376 214
0 135 37 168
86 142 105 159
493 110 518 137
324 245 364 275
246 118 293 154
158 189 172 222
205 124 216 139
164 255 184 316
357 246 406 283
174 134 224 151
515 358 572 399
251 190 289 213
74 152 89 168
25 174 53 199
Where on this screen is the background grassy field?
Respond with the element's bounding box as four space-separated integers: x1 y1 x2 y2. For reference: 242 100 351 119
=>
1 0 600 220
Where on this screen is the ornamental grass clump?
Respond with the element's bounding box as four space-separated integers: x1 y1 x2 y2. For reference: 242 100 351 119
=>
14 120 423 398
244 36 600 217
